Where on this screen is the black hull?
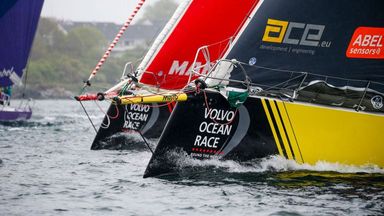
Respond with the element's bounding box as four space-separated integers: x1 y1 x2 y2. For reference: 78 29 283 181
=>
91 103 172 150
144 91 279 177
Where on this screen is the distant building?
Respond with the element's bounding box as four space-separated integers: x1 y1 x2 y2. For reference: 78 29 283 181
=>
57 20 167 52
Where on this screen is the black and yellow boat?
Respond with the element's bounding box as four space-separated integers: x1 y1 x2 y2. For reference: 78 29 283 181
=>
143 0 384 177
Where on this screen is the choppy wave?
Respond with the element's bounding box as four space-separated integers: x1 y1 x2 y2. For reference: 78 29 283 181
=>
167 152 384 175
94 132 157 151
1 100 383 216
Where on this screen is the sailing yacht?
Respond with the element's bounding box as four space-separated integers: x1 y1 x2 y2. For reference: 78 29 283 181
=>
144 0 384 177
0 0 44 121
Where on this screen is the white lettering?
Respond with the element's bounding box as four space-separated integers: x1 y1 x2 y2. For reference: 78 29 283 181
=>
130 104 150 112
0 67 15 77
371 35 380 47
353 35 362 46
169 60 188 75
168 60 211 76
123 121 139 130
204 108 235 122
198 121 232 136
194 135 202 146
354 35 383 47
378 36 383 47
362 35 371 47
186 62 200 76
126 112 148 121
193 135 219 148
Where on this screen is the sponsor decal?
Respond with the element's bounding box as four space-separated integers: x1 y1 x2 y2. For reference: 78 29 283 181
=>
192 108 235 155
260 18 331 56
123 104 151 130
249 86 263 95
248 57 257 65
0 67 15 78
346 27 384 59
371 95 383 110
168 60 213 76
0 67 22 85
162 95 178 102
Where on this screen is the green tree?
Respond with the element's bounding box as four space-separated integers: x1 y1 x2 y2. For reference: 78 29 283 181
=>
30 18 66 60
64 26 107 60
26 0 180 98
137 0 178 24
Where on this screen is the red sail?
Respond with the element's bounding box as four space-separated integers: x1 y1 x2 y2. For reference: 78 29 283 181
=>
138 0 259 90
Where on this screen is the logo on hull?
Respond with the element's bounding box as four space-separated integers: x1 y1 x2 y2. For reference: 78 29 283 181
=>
371 95 383 110
260 18 331 56
193 108 235 151
123 104 151 130
262 18 330 48
346 27 384 59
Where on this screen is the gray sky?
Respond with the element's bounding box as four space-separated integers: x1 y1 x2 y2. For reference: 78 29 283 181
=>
41 0 162 24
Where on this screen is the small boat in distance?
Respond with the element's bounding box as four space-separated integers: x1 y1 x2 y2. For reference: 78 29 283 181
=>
143 0 384 177
0 0 44 121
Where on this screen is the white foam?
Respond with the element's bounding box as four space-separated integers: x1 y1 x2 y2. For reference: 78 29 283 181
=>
174 154 384 174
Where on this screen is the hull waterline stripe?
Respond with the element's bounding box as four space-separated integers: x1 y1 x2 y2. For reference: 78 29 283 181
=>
262 99 287 158
273 100 296 160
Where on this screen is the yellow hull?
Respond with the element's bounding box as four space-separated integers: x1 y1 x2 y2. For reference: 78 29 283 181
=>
261 98 384 167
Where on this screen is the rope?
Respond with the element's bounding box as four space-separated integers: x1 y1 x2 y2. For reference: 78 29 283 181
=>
79 101 98 134
203 90 238 126
138 130 154 154
110 104 120 119
100 114 111 129
81 0 146 93
77 0 145 133
93 100 119 119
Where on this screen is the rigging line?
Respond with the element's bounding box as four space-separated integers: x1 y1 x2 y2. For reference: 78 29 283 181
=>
18 66 30 109
79 101 98 134
19 8 44 106
138 130 154 154
80 0 146 94
22 65 29 100
236 60 384 87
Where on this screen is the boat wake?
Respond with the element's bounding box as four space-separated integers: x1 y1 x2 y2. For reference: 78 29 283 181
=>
154 151 384 189
94 133 156 151
164 151 384 175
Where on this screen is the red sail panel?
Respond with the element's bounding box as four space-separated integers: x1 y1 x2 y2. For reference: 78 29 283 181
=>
139 0 259 90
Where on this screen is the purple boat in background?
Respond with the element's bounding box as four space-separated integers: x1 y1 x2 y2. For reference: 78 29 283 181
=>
0 0 44 121
0 106 32 121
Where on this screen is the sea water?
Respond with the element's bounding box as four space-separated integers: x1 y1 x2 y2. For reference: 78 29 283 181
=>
0 100 383 216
